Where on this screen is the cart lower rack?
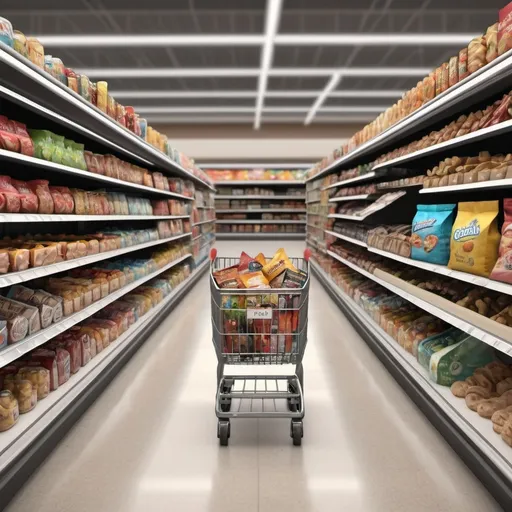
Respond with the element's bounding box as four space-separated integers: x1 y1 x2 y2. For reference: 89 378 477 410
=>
210 248 311 446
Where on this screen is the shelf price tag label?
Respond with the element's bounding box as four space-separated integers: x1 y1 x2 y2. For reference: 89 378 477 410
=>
247 308 273 320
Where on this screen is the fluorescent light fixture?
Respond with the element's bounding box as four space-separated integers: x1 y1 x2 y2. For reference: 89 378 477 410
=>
276 33 476 46
254 0 283 130
305 73 341 125
135 106 386 114
77 68 260 78
143 115 374 124
330 89 404 98
110 90 258 99
136 106 257 114
338 67 431 77
319 106 389 113
108 89 404 99
79 67 430 79
36 34 263 47
35 33 475 48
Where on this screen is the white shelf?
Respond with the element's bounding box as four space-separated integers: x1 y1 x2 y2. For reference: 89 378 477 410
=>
0 149 193 200
196 205 215 209
305 48 512 182
372 118 512 172
311 259 512 473
192 219 216 226
328 213 365 221
0 42 214 191
325 230 367 247
0 232 191 289
215 209 306 213
215 180 304 185
0 213 189 223
420 179 512 194
326 250 512 357
215 195 305 200
216 219 305 224
0 258 208 469
215 233 305 239
306 199 320 204
0 253 193 368
369 246 512 296
321 172 377 190
329 194 373 202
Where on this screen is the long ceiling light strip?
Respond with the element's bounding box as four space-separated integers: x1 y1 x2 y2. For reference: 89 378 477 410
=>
35 33 476 47
78 67 431 78
255 0 283 130
304 73 341 126
143 115 376 124
109 89 405 99
134 106 388 114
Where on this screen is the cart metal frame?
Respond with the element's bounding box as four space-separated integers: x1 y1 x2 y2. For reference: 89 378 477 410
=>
210 249 310 446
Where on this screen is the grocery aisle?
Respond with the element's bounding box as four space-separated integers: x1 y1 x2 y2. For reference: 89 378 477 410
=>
5 241 500 512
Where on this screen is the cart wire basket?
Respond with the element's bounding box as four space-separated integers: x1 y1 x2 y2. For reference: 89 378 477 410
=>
210 248 311 446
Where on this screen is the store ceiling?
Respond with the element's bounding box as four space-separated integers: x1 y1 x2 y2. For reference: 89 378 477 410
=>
2 0 505 127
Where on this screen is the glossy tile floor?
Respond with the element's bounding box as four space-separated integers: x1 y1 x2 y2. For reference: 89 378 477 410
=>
6 241 501 512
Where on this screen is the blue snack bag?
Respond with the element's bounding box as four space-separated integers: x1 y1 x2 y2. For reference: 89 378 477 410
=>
411 204 456 265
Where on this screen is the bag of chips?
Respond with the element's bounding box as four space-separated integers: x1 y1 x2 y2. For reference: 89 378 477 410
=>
239 271 270 289
448 200 500 277
238 251 264 274
262 248 296 282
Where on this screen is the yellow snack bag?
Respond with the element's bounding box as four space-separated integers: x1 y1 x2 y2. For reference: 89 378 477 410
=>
254 252 266 268
448 200 500 277
262 248 297 282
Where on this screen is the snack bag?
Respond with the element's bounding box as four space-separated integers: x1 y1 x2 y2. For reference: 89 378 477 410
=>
411 204 456 265
239 271 270 289
213 265 242 288
490 198 512 283
448 201 500 277
262 248 296 282
254 253 266 267
238 251 264 273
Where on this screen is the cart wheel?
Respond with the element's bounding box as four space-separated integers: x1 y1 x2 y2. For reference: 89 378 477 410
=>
290 420 303 446
218 420 230 446
287 382 300 413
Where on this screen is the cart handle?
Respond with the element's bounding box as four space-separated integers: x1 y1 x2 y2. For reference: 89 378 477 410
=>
304 248 311 262
210 248 218 261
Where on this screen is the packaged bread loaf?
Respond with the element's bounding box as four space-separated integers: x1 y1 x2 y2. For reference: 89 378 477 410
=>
7 286 63 328
0 296 40 335
30 349 59 391
486 23 498 63
0 309 29 344
499 2 512 56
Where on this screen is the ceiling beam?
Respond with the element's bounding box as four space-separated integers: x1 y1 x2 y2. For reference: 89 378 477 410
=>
254 0 283 130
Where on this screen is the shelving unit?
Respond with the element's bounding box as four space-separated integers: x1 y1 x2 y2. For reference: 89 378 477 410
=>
211 163 307 240
0 39 213 505
303 41 512 510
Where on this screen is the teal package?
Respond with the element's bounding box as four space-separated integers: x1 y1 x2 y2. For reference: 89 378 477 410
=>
411 203 456 265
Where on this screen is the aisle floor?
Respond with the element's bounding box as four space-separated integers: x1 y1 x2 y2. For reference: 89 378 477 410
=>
6 241 501 512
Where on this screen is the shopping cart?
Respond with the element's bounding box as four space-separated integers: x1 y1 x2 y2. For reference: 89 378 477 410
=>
210 248 311 446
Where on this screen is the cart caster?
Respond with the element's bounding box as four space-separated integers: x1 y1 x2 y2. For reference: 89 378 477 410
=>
218 420 230 446
287 382 300 413
220 381 233 413
290 420 303 446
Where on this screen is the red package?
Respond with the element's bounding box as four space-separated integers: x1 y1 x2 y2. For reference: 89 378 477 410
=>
151 199 170 216
0 116 20 153
30 349 59 391
11 179 39 213
53 338 81 374
11 121 34 157
499 2 512 56
53 347 71 385
27 180 54 214
48 187 67 214
0 175 21 213
482 95 511 129
52 186 74 213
